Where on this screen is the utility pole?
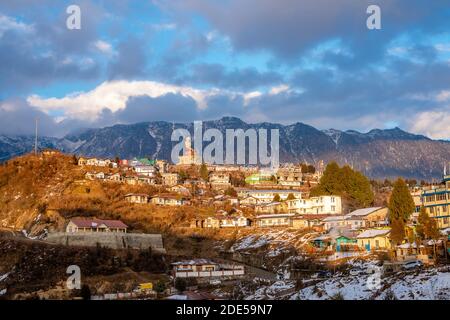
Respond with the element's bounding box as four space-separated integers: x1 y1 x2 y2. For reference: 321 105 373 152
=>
34 117 38 155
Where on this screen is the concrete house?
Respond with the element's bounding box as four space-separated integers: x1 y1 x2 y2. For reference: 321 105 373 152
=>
171 259 245 279
134 165 157 177
150 195 189 206
286 195 342 215
238 189 301 203
204 214 249 228
161 173 180 186
124 193 150 204
255 213 295 227
345 207 388 228
66 218 128 233
356 228 391 251
209 172 231 190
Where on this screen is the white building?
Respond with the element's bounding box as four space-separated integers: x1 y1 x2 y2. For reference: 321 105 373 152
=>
286 195 342 215
237 189 302 203
134 165 157 177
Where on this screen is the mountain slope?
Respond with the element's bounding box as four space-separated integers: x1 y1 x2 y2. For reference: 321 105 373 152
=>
1 117 449 179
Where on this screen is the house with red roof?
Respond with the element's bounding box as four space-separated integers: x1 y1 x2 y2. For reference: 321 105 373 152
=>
66 218 128 233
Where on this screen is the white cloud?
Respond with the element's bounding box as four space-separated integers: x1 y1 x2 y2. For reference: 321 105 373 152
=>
93 40 114 55
152 23 176 31
243 91 262 106
269 84 289 95
409 107 450 140
27 80 224 121
0 14 33 37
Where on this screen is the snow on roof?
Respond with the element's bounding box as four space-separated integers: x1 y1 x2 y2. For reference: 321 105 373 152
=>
397 243 419 249
322 215 348 222
346 207 384 217
356 228 390 238
171 259 217 266
166 295 187 300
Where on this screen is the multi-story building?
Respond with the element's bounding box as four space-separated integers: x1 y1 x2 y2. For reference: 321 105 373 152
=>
276 166 303 187
134 165 157 177
286 195 342 215
237 189 301 203
421 174 450 229
161 173 180 186
209 172 231 190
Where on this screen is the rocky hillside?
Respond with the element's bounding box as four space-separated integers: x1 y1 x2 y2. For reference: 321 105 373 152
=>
1 117 450 179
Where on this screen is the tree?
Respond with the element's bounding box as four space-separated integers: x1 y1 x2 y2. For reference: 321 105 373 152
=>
174 278 187 292
154 280 166 293
273 194 281 202
388 178 415 222
425 214 440 240
199 163 209 181
286 193 296 201
310 162 374 208
72 155 78 165
416 206 428 240
80 284 91 300
225 187 237 197
390 218 405 245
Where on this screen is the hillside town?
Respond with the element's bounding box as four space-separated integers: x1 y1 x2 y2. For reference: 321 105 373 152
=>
0 148 449 300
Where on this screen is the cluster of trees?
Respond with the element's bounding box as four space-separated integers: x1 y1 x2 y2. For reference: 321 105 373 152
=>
388 178 439 244
310 162 374 209
299 163 316 174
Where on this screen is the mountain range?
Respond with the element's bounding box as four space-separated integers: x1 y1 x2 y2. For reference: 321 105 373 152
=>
1 117 449 180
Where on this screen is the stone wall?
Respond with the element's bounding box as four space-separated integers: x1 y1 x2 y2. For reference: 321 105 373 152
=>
45 232 165 253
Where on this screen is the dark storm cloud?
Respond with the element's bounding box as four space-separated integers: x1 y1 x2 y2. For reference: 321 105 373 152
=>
0 1 103 94
170 0 450 62
181 63 283 90
107 37 148 79
200 94 246 120
0 29 100 95
116 94 200 123
0 99 58 136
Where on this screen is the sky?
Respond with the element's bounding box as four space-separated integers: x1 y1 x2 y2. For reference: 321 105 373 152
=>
1 0 450 139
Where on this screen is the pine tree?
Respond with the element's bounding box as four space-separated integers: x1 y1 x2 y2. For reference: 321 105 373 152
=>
199 163 209 181
416 206 428 240
388 178 415 222
286 193 296 200
310 162 374 208
225 187 237 197
390 218 405 245
425 215 440 240
273 194 281 202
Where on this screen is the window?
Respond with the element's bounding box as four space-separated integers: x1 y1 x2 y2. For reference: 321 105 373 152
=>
375 240 380 248
331 197 335 203
331 205 336 211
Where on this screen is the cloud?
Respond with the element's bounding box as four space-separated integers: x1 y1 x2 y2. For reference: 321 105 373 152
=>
0 14 33 36
27 80 220 121
0 99 59 136
180 63 283 90
409 107 450 140
107 37 147 79
117 94 200 123
93 40 115 55
168 0 450 62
